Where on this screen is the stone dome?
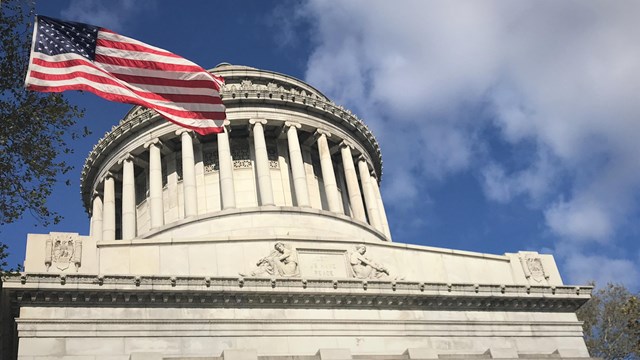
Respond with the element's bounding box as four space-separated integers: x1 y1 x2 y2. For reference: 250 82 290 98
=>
79 64 390 242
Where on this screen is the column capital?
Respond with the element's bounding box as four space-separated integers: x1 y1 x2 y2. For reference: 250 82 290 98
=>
102 171 115 182
284 121 301 129
249 118 267 126
143 138 163 149
117 153 135 165
339 140 354 150
221 119 232 133
175 128 194 137
316 129 331 138
92 190 102 199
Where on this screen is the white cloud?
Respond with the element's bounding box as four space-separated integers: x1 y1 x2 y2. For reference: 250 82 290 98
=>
563 253 640 289
481 149 558 204
300 0 640 287
545 199 613 242
60 0 153 30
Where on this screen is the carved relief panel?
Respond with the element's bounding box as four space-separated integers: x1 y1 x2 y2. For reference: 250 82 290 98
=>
518 253 549 283
239 242 401 280
44 232 82 272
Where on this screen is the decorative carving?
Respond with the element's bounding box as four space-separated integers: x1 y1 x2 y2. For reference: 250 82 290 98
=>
348 244 391 279
73 240 82 271
44 238 52 271
520 254 549 283
231 138 251 169
203 151 219 172
48 233 81 271
241 242 300 277
240 79 253 90
267 144 279 169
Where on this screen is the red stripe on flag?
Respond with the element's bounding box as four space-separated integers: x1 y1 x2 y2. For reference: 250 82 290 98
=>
32 57 94 69
94 53 204 73
29 70 223 105
32 57 221 93
97 38 181 58
110 72 222 93
26 82 227 121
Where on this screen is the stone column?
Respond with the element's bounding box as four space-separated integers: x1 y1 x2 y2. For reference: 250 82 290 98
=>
178 129 198 217
145 139 164 229
120 154 136 240
371 172 391 240
357 157 382 232
90 192 103 242
194 142 207 214
250 118 275 206
285 121 310 207
317 130 341 213
340 143 366 222
102 173 116 241
217 121 236 209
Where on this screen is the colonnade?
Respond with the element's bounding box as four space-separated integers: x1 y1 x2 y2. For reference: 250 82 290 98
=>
89 120 391 241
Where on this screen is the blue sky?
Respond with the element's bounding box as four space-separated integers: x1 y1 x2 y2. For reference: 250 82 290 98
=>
3 0 639 291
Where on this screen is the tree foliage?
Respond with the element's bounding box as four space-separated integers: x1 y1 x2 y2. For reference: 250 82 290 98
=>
577 283 640 360
623 295 640 355
0 0 86 227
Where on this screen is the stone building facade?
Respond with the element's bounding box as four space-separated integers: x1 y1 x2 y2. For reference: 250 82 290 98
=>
1 64 593 359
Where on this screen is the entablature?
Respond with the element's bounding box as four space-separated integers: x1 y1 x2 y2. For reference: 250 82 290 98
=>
3 273 592 313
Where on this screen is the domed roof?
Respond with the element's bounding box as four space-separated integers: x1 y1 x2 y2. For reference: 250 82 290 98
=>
80 64 383 213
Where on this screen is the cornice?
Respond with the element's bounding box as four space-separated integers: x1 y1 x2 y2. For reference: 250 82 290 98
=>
79 72 383 214
3 273 592 313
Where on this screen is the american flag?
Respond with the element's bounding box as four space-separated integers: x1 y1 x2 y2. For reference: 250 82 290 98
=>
24 15 226 135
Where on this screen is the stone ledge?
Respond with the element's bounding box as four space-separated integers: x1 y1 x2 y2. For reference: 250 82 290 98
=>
15 318 586 339
3 273 591 312
134 205 388 242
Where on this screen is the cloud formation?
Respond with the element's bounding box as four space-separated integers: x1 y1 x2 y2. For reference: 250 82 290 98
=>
60 0 153 31
300 0 640 287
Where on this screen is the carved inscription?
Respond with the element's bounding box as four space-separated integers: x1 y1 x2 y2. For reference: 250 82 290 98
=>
298 249 349 278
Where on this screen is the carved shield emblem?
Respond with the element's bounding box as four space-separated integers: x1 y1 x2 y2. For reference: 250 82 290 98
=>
52 234 75 270
525 257 546 283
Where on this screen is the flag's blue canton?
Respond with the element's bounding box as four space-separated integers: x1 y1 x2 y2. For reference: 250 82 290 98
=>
35 16 99 61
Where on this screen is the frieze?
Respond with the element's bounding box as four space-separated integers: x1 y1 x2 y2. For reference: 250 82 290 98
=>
3 273 591 313
5 273 591 295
